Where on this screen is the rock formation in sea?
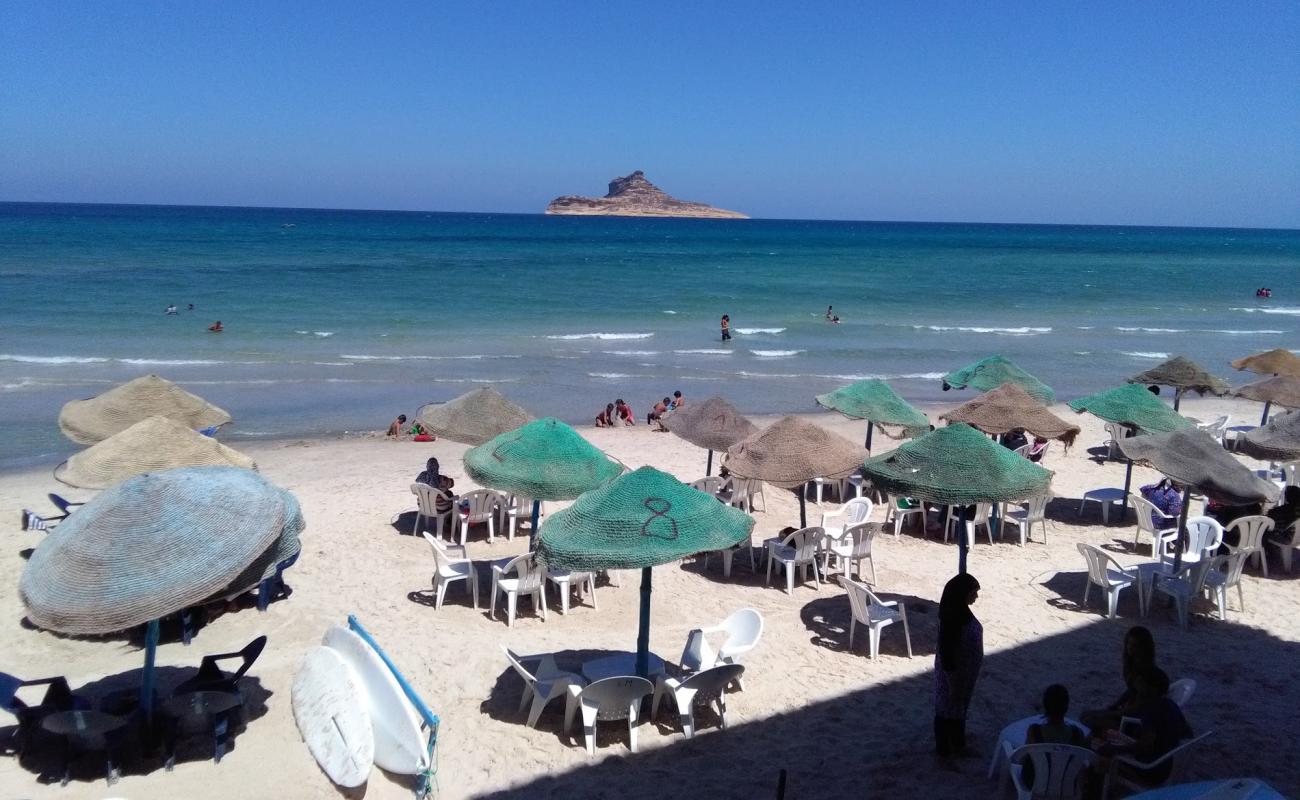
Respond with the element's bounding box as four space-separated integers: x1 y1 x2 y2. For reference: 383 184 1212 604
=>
545 171 748 218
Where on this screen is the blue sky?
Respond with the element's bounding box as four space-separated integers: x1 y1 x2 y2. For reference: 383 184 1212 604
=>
2 2 1297 227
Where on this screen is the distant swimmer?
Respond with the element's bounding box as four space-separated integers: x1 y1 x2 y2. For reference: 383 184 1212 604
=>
721 314 731 342
831 315 841 324
165 304 178 315
826 305 833 320
1256 287 1272 298
187 303 195 311
208 321 223 332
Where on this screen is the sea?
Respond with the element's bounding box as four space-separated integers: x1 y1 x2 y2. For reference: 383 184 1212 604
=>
1 202 1297 470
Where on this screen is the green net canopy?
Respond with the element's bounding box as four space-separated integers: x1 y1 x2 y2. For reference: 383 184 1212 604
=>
1127 355 1230 396
1116 428 1280 506
1068 384 1195 434
536 466 754 571
725 416 867 489
1231 348 1300 379
939 383 1080 445
1236 411 1300 463
942 356 1055 405
815 379 930 438
861 423 1052 506
464 418 623 501
55 416 257 489
58 374 232 446
1232 376 1300 409
661 396 758 452
416 387 534 446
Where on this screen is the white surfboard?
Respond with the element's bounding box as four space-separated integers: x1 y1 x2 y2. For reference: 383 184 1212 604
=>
292 646 375 788
322 625 428 775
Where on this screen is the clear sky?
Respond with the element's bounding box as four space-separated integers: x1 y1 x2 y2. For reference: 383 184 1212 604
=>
2 1 1297 227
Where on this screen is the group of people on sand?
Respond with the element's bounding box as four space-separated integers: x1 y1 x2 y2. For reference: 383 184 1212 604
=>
386 413 433 440
595 391 685 430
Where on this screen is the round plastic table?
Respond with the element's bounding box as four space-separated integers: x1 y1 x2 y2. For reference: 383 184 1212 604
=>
1129 779 1286 799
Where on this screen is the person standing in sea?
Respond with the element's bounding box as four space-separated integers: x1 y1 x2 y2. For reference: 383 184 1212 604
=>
720 314 731 342
934 573 983 760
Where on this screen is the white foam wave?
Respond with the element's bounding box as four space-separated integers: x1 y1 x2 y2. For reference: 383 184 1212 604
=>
431 378 519 384
915 325 1051 335
734 327 786 335
312 361 354 366
1231 307 1300 315
674 349 733 355
605 350 660 356
662 310 677 314
546 332 655 340
587 372 646 379
812 371 946 381
340 353 515 361
1202 329 1284 335
750 350 804 357
295 330 335 337
1122 351 1170 359
736 370 801 378
1116 327 1187 333
119 358 227 366
0 354 111 364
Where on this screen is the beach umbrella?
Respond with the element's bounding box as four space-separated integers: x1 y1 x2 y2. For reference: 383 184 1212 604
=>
58 374 232 445
1232 349 1300 425
536 466 753 677
862 423 1051 572
939 383 1080 446
660 396 758 475
19 466 304 720
54 415 257 489
415 386 534 446
942 355 1055 405
1069 384 1195 516
1232 376 1300 416
1126 355 1230 412
1117 428 1279 572
463 418 624 543
814 379 930 451
1235 411 1300 463
724 416 866 528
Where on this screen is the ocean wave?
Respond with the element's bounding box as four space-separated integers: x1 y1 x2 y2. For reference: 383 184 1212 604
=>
0 354 111 364
812 372 946 381
311 361 354 366
662 310 677 314
750 350 804 357
546 332 655 340
734 327 786 335
1122 351 1170 359
340 353 515 361
1116 327 1187 333
674 349 733 355
296 330 335 337
1202 329 1284 335
915 325 1051 335
1231 307 1300 315
119 358 229 366
587 372 647 379
431 378 519 384
736 370 801 378
605 350 660 356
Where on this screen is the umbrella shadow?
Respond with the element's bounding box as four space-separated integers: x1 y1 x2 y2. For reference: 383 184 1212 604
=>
676 548 769 588
390 510 419 536
799 593 938 659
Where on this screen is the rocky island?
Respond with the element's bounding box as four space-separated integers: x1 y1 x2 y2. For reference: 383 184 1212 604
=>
545 171 748 219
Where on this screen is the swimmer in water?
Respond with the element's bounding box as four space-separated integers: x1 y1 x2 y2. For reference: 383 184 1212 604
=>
208 321 223 332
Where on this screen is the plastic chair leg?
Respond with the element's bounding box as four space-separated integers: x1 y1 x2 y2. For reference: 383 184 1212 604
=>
506 593 517 627
435 579 448 610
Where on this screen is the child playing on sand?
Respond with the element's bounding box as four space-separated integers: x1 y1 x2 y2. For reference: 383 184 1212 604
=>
615 399 636 425
647 397 670 429
595 403 614 427
387 414 408 437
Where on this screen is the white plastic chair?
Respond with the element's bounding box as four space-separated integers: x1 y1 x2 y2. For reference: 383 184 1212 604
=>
1129 495 1177 555
945 503 994 546
1168 677 1197 707
1160 516 1223 570
742 478 767 512
839 472 866 500
1103 422 1128 460
717 475 749 512
410 482 454 539
1008 743 1095 800
651 663 744 739
1101 731 1212 799
1267 520 1300 572
805 476 834 505
820 497 874 540
501 646 585 727
457 488 503 544
819 521 879 584
1003 495 1051 545
421 532 479 609
500 495 540 541
680 608 763 691
1196 415 1230 444
546 567 597 614
1204 549 1249 617
1076 543 1138 619
702 531 755 577
563 676 654 754
1148 555 1223 629
688 476 723 496
1226 515 1273 576
490 552 547 627
840 576 912 659
886 495 926 537
765 526 824 594
1012 443 1032 458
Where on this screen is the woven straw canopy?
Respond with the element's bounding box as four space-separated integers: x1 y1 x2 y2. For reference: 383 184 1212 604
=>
54 415 256 489
1068 384 1194 434
1231 348 1300 379
942 356 1055 404
939 383 1080 445
1236 411 1300 462
1116 428 1280 506
59 375 232 445
20 466 304 635
661 396 758 452
725 416 867 489
536 467 754 572
1232 376 1300 409
464 418 623 501
415 387 534 446
863 423 1051 505
815 379 930 438
1127 355 1229 396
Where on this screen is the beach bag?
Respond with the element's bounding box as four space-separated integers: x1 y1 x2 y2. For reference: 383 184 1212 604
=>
413 434 433 442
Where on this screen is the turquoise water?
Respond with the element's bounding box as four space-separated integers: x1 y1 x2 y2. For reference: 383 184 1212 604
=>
1 202 1297 469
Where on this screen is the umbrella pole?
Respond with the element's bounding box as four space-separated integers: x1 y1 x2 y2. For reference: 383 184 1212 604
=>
141 618 160 723
635 567 652 678
528 500 540 549
1173 388 1182 412
865 422 874 453
706 449 713 477
1121 460 1134 521
958 504 970 575
1261 401 1272 426
1171 487 1192 575
799 493 807 529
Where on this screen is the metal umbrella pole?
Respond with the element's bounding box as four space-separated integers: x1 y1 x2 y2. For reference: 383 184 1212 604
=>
635 567 652 678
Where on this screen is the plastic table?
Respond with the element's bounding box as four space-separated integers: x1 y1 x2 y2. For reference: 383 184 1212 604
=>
582 653 666 682
1129 778 1286 799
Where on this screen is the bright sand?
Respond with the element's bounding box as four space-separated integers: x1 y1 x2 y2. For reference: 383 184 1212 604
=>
1 396 1298 799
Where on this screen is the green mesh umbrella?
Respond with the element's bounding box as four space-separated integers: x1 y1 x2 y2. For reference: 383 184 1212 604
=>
815 379 930 450
464 418 624 542
1126 355 1230 411
861 423 1052 572
943 356 1055 405
537 467 754 676
660 396 758 475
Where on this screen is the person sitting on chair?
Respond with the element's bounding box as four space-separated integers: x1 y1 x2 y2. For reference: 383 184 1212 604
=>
1028 684 1088 746
415 457 455 515
1093 668 1193 787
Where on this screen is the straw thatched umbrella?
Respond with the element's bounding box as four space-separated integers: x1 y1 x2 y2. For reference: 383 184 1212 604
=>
861 423 1052 573
464 418 624 543
54 415 257 489
20 466 303 719
939 383 1080 446
724 416 866 528
1232 349 1300 425
1069 384 1195 516
660 396 757 476
1116 429 1279 572
415 387 533 446
537 467 753 677
1235 411 1300 463
58 374 232 445
815 379 930 451
1232 376 1300 413
1127 355 1230 411
942 355 1055 404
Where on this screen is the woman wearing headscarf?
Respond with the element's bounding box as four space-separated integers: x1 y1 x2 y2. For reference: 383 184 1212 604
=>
934 572 983 758
415 457 455 514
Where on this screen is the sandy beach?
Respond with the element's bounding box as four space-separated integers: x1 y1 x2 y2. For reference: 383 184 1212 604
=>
2 395 1298 800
